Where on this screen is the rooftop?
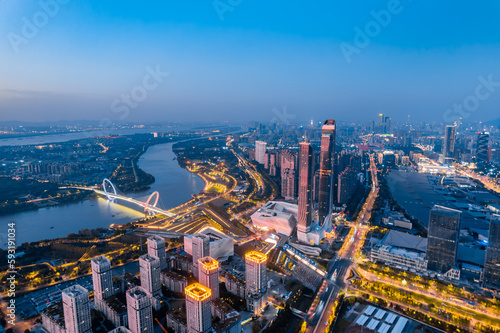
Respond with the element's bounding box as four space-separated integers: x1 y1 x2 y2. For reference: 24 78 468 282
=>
185 283 211 301
245 251 267 263
199 256 219 271
380 230 427 253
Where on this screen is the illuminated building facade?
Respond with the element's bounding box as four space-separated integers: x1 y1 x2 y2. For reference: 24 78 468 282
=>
198 256 220 300
245 251 267 293
318 119 336 221
298 142 313 238
427 205 461 274
185 283 212 333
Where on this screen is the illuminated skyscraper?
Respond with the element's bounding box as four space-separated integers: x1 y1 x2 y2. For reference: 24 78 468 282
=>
91 256 113 305
62 285 92 333
442 125 456 158
427 205 461 274
477 132 490 163
139 254 161 297
192 235 211 278
245 251 267 293
198 256 220 300
318 119 336 221
298 142 313 235
185 283 212 333
484 215 500 289
147 235 167 271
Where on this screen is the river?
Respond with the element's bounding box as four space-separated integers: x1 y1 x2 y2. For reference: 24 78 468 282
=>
0 142 204 248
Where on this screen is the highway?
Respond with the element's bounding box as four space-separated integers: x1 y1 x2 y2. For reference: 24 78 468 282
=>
306 155 378 332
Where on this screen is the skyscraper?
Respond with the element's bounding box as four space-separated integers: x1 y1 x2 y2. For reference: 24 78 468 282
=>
185 283 213 333
139 254 161 297
255 140 267 165
126 286 153 333
318 119 336 221
245 251 267 293
484 215 500 289
198 256 220 300
192 235 211 278
147 235 167 271
91 256 113 308
442 125 456 158
477 132 490 163
427 205 461 274
298 142 313 235
62 285 92 333
281 150 298 199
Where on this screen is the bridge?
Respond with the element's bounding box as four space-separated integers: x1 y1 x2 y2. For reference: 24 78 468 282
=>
68 178 176 217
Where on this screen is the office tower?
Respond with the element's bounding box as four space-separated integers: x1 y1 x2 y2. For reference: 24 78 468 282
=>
477 132 490 163
62 285 92 333
139 254 161 297
91 256 113 305
318 119 336 221
255 140 267 165
427 205 461 274
245 251 268 293
281 150 298 198
442 125 456 158
126 286 153 333
198 256 220 300
379 113 384 125
185 283 213 333
147 235 167 271
484 215 500 289
298 142 313 234
192 235 211 278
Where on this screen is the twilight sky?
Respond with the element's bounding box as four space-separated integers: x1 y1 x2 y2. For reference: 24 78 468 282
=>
0 0 499 124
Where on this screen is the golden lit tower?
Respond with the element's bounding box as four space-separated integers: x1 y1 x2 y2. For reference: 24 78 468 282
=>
198 256 220 300
185 283 212 333
245 251 268 293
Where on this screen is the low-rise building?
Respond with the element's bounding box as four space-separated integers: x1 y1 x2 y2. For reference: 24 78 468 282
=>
161 270 188 294
371 230 428 273
250 201 298 236
165 309 188 333
211 299 242 333
224 273 246 299
100 294 128 328
41 303 66 333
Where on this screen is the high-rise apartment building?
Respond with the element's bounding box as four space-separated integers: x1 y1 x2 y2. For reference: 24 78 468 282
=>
255 141 267 165
245 251 267 293
198 256 220 300
477 132 490 163
298 142 313 235
147 235 167 271
442 125 456 158
192 235 211 278
126 287 153 333
139 254 161 297
91 256 113 305
185 283 213 333
484 215 500 290
427 205 461 274
318 119 336 221
62 285 92 333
